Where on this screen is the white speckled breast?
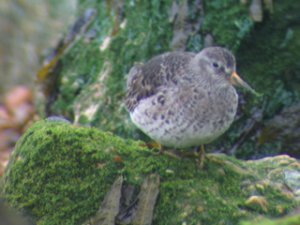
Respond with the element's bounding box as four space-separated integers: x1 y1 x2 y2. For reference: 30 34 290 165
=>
130 82 238 148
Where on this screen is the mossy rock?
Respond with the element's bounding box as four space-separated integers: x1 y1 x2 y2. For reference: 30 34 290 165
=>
2 120 300 224
241 214 300 225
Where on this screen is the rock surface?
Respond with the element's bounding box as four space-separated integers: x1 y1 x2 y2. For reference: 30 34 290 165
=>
2 120 299 224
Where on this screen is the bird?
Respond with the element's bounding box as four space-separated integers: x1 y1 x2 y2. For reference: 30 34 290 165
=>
125 47 257 167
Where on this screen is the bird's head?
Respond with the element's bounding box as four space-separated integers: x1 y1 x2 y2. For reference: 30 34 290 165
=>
192 47 258 95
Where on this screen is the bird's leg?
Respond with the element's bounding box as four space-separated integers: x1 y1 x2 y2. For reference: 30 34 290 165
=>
146 141 163 154
156 143 182 159
158 143 164 154
146 142 182 159
196 145 206 168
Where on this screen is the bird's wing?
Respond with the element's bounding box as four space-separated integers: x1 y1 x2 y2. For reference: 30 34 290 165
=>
125 52 195 112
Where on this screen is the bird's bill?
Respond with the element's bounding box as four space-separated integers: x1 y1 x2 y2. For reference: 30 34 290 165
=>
230 72 259 96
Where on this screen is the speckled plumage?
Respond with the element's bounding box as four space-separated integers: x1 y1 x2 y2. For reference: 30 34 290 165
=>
125 47 245 148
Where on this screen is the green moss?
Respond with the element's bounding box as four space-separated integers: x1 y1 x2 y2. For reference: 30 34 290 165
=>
202 0 253 50
3 120 142 224
240 214 300 225
3 121 298 224
48 0 173 139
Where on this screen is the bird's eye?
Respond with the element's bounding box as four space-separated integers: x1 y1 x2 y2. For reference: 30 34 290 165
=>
212 62 219 68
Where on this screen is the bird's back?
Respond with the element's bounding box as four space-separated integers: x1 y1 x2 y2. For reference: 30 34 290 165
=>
125 52 195 112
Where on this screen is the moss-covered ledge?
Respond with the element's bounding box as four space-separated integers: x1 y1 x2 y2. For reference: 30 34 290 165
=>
241 213 300 225
2 120 300 225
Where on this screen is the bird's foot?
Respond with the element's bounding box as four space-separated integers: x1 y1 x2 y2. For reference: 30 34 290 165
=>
195 145 206 169
161 150 182 159
142 141 163 154
148 142 182 159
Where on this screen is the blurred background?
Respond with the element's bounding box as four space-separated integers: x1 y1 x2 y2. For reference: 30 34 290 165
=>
0 0 77 94
0 0 77 175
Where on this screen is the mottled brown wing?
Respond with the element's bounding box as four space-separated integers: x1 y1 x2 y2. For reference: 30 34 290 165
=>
125 52 195 112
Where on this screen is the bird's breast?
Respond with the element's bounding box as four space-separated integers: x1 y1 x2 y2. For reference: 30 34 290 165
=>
130 84 238 148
